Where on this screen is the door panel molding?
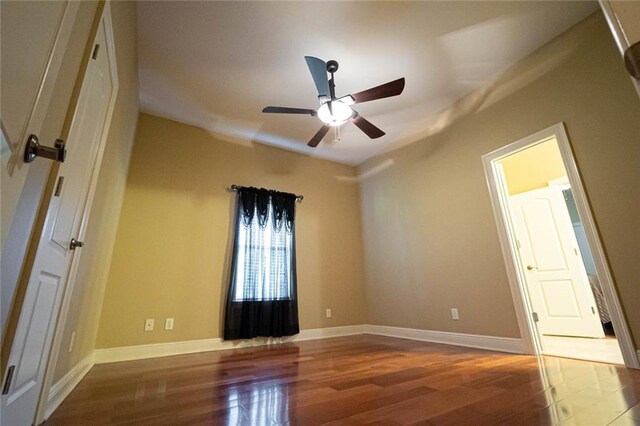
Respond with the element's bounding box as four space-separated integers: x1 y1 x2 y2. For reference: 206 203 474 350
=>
3 1 80 176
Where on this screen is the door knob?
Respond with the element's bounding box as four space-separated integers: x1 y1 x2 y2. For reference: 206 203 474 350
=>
24 134 66 163
527 265 537 271
70 238 84 250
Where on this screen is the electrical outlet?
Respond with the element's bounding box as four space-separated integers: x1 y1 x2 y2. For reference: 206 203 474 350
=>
451 308 459 320
144 319 154 331
326 308 332 318
165 318 174 330
68 331 76 353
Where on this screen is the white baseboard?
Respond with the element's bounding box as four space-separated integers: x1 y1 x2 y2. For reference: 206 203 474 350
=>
94 324 366 364
45 352 95 419
94 324 524 364
365 324 525 354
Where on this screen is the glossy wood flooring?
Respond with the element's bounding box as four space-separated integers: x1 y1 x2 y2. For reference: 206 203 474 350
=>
45 335 640 425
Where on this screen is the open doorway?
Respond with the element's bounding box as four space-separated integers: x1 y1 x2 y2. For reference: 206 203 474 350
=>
482 123 638 368
500 138 621 364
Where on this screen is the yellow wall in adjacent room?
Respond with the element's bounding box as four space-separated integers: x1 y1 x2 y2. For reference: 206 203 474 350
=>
358 12 640 343
501 138 567 195
95 113 367 349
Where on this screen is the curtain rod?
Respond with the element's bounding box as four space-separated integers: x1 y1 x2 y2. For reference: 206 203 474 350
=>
227 184 304 203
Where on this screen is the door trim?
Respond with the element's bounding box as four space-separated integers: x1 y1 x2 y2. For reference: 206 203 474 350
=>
35 4 119 423
481 122 639 369
599 1 640 98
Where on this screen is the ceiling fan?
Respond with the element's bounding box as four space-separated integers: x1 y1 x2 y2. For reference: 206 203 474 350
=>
262 56 406 147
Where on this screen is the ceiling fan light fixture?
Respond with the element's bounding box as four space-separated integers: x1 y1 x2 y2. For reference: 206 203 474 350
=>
261 56 405 147
317 101 353 126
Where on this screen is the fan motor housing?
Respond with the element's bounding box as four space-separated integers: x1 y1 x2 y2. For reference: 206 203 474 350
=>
326 60 339 73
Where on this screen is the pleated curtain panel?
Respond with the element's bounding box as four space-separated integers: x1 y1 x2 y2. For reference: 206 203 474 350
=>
224 187 300 339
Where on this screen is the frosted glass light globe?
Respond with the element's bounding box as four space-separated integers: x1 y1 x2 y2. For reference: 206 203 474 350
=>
317 101 353 126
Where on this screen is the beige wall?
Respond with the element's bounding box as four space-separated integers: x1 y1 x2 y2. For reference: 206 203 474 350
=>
359 12 640 343
95 113 367 349
53 1 139 382
501 138 566 195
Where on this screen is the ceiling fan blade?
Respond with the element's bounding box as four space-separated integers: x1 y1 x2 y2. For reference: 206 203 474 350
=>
304 56 330 98
307 125 331 147
351 78 405 104
351 115 385 139
262 106 317 116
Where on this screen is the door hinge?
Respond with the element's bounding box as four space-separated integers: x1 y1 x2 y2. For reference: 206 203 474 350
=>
516 239 521 249
574 248 579 256
591 306 596 315
532 312 539 323
92 43 100 60
2 365 15 395
54 176 64 197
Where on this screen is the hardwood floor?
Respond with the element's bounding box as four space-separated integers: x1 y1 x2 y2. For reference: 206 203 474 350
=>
541 335 624 365
45 335 640 425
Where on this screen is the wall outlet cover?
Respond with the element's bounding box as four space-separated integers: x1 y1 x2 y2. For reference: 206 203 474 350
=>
165 318 174 330
144 319 154 331
326 308 332 318
451 308 460 320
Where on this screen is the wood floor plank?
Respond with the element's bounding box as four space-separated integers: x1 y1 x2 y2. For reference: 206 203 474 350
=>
44 335 640 425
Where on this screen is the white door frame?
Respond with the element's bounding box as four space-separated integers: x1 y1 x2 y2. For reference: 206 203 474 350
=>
481 122 639 369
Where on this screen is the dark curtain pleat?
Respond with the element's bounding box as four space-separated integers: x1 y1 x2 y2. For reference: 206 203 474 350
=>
239 189 256 227
255 188 270 228
272 193 285 232
271 191 296 233
224 187 299 340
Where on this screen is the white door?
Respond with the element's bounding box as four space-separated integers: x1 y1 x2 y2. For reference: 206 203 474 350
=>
511 186 604 338
1 0 80 333
1 12 116 425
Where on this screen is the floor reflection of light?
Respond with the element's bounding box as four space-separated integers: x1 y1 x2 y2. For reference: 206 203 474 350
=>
536 356 628 424
134 383 145 405
157 380 167 400
225 382 288 425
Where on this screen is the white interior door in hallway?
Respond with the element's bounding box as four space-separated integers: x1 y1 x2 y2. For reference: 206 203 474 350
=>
510 185 604 339
1 10 117 426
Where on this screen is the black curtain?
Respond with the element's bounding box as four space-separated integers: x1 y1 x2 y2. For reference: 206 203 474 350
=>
224 186 299 340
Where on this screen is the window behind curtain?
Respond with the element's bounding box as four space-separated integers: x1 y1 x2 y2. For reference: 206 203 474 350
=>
224 186 299 340
233 208 293 301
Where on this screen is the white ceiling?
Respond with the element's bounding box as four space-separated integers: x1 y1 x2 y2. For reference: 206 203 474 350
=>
137 1 598 165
